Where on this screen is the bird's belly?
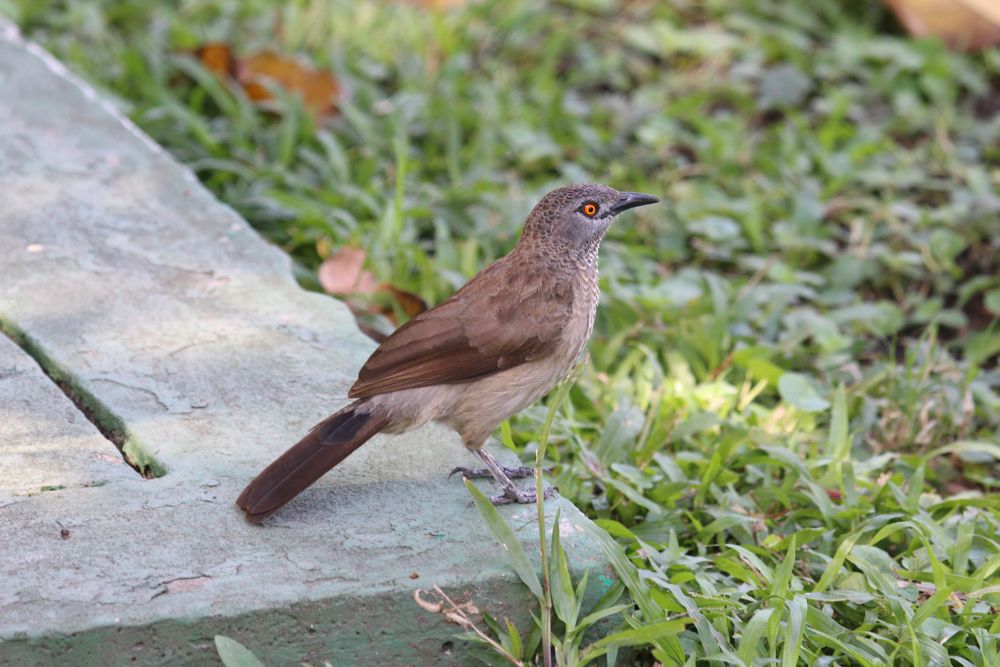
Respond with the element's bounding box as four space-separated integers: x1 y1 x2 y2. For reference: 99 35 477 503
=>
370 348 579 448
462 362 565 417
443 345 581 447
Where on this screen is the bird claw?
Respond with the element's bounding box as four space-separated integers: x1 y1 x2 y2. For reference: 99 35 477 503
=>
488 485 558 506
453 450 556 505
449 466 487 479
449 464 537 480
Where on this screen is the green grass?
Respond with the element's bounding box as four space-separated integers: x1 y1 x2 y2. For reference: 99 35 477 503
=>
7 0 1000 663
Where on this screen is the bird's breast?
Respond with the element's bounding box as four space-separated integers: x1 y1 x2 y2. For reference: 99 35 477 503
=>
565 265 600 357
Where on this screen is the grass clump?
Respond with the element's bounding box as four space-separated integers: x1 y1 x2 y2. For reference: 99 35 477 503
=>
8 0 1000 663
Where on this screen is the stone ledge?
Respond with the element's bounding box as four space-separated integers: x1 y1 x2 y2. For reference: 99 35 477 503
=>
0 21 609 666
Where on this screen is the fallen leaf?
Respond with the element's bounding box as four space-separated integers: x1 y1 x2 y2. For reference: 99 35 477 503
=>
238 52 341 116
317 247 428 337
884 0 1000 51
196 43 341 117
962 0 1000 25
378 283 428 318
318 247 377 295
196 42 235 77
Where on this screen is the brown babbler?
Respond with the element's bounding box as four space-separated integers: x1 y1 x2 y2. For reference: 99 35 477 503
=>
238 184 659 522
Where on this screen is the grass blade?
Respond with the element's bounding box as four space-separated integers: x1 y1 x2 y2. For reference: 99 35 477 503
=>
780 595 807 667
465 478 543 599
214 636 264 667
737 608 773 665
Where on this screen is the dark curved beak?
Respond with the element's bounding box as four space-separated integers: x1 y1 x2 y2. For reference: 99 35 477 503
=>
611 192 659 215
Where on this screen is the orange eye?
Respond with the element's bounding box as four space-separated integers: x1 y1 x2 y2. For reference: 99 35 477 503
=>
582 203 598 217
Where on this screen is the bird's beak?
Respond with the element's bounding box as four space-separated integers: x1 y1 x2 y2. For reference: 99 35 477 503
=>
610 192 659 215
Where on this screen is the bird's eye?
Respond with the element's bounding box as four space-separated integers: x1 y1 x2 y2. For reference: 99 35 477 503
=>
581 202 598 217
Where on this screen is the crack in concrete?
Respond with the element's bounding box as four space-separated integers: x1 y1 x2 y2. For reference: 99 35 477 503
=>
90 377 171 413
148 575 213 600
167 338 223 358
0 319 166 479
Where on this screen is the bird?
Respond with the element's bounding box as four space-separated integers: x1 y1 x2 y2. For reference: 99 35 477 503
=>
237 183 659 522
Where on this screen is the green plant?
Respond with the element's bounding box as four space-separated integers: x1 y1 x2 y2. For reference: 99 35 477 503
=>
456 380 691 667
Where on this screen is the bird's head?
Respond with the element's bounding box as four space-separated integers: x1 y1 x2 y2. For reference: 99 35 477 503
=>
520 183 659 253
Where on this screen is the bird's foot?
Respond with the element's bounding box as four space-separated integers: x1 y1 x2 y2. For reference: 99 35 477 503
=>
488 484 557 506
455 450 556 504
449 464 536 480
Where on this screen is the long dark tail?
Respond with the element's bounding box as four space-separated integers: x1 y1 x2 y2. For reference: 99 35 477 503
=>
237 401 386 523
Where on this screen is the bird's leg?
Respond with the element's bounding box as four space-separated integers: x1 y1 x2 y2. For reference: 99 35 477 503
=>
449 448 534 480
490 482 558 506
453 449 556 506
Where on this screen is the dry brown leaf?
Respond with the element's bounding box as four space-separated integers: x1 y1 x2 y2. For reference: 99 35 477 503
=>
196 42 235 76
318 247 377 295
196 43 341 117
238 51 341 116
960 0 1000 24
378 283 428 318
317 247 427 331
884 0 1000 51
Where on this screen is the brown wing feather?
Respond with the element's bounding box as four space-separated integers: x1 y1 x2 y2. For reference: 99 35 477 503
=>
348 256 571 399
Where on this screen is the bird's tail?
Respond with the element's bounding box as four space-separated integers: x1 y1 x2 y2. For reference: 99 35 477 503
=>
237 401 386 523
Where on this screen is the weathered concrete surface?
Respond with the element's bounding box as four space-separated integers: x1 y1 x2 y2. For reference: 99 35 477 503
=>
0 334 134 500
0 22 610 666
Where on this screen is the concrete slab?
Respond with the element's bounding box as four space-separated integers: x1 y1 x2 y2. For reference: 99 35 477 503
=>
0 21 610 666
0 333 134 499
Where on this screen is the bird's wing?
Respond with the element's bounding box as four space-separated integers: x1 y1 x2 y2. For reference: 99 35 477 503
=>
348 257 572 398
